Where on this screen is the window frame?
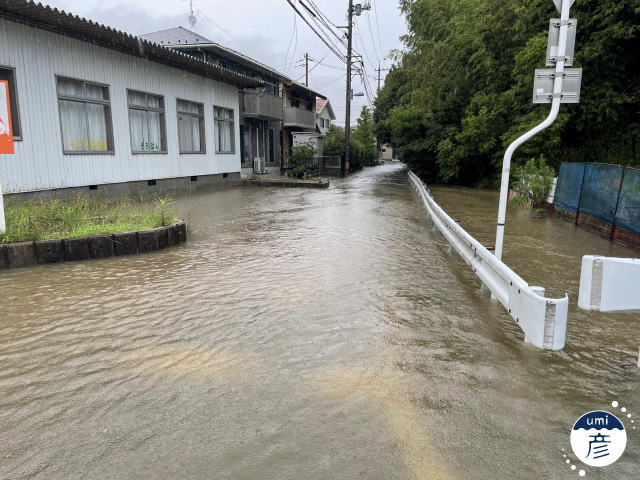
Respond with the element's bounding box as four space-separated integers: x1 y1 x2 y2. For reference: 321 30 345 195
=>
127 89 168 155
55 75 115 155
176 98 206 154
0 65 22 141
214 106 235 154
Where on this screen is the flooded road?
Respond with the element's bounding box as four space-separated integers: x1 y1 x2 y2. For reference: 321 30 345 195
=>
1 163 638 479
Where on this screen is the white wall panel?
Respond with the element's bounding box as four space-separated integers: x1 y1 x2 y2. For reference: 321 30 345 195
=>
0 18 241 193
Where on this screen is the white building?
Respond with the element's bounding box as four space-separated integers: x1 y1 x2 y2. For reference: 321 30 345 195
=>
379 144 396 162
291 98 336 157
315 99 336 136
0 1 263 197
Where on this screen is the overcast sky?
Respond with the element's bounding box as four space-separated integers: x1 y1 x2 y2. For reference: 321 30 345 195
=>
42 0 407 126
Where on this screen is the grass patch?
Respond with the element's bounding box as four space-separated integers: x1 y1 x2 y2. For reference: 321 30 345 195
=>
1 194 178 243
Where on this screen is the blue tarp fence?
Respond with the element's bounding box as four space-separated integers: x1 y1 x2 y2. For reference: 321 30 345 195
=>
553 163 640 235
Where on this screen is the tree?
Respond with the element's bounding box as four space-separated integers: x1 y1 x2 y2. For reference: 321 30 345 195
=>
351 106 377 166
375 0 640 186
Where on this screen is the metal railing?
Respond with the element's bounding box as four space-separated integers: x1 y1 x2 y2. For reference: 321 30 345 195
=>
408 171 568 350
242 93 283 120
284 106 315 129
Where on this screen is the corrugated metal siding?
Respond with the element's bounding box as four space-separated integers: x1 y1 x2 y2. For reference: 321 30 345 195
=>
0 18 241 193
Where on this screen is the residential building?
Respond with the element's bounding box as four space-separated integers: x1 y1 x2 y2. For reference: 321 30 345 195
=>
379 144 396 162
291 98 336 157
0 2 331 199
0 1 265 197
315 98 336 136
140 27 325 175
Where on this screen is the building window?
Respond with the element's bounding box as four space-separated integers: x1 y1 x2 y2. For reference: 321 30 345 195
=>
214 106 234 153
57 77 113 153
128 90 166 153
177 99 205 153
0 67 21 139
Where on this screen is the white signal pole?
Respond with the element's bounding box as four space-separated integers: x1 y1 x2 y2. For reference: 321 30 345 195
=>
495 0 574 261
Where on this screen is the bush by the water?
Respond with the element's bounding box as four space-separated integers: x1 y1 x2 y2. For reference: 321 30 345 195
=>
510 157 556 210
1 194 178 243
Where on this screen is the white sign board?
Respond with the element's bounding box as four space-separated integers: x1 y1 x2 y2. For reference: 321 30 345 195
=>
546 18 577 66
553 0 576 13
533 68 582 104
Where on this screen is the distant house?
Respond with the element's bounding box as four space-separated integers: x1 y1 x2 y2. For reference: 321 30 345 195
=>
379 144 396 161
140 27 325 174
315 99 336 136
291 98 336 157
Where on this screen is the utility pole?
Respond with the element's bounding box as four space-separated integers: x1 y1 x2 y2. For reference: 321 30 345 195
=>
342 2 370 176
342 0 354 177
375 63 388 94
305 53 309 86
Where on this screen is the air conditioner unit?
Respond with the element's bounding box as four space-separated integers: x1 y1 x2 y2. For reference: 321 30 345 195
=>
253 156 266 174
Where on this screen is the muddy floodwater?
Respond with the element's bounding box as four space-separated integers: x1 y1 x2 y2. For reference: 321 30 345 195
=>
1 163 639 479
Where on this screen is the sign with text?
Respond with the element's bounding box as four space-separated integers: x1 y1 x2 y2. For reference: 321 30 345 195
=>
0 80 14 154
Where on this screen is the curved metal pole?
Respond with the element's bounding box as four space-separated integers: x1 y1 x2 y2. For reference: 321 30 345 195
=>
495 0 572 261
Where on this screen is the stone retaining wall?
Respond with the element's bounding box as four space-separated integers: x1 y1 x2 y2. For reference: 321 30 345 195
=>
0 221 186 271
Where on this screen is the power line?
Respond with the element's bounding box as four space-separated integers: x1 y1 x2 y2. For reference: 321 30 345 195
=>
372 0 386 67
284 0 347 64
196 10 257 57
365 9 381 64
294 52 329 82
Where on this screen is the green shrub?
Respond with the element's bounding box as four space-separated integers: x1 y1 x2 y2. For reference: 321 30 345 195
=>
510 156 556 210
288 141 317 178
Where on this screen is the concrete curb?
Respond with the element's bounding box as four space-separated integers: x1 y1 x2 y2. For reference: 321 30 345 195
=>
243 179 329 189
0 221 187 271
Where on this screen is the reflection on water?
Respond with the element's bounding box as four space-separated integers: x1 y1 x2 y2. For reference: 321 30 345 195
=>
0 164 638 479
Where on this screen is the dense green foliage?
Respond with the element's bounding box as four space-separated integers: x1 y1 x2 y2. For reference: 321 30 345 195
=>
375 0 640 186
511 156 557 209
324 107 379 166
1 194 178 243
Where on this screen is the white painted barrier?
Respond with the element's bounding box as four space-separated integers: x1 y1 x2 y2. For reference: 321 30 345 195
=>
408 171 569 350
578 256 640 313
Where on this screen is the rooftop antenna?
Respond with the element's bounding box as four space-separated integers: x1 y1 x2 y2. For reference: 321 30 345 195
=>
187 0 197 29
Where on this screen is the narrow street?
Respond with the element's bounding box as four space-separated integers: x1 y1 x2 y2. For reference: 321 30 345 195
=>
1 164 637 479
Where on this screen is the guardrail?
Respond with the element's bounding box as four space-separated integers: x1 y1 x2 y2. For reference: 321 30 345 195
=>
408 171 568 350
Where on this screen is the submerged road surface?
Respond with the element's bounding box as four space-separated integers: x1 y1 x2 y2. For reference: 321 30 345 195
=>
0 163 638 479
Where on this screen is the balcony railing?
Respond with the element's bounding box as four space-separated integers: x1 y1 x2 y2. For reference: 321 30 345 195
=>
242 93 283 120
284 106 315 129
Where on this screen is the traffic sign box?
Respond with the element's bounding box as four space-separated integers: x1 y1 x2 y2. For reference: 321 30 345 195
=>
533 68 583 104
546 18 577 66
